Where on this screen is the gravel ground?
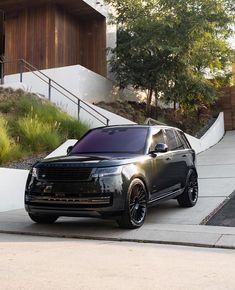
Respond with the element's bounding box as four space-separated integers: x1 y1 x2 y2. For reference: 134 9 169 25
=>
2 153 48 170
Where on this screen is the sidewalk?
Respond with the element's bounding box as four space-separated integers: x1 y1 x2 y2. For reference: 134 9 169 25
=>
0 131 235 249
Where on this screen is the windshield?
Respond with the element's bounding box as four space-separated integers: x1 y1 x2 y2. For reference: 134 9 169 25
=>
71 127 149 154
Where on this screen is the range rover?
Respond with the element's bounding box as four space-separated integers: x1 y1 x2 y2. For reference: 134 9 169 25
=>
25 125 198 229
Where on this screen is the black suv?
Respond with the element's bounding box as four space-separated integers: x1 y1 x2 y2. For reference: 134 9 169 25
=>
25 125 198 229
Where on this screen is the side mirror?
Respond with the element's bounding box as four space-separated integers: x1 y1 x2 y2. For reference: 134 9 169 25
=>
67 146 74 155
155 143 168 153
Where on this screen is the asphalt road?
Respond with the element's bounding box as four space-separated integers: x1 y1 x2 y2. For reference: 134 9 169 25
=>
207 191 235 227
0 233 235 290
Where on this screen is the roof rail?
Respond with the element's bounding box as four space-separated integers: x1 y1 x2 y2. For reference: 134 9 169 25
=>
145 118 167 126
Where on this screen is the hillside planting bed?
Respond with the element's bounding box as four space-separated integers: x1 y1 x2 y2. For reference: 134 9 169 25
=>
0 88 89 166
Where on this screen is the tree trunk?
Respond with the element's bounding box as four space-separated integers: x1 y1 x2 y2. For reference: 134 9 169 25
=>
146 88 153 116
154 90 158 119
197 107 201 122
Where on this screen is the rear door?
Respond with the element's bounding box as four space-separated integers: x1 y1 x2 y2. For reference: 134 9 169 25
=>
164 129 189 190
165 129 185 191
175 129 195 184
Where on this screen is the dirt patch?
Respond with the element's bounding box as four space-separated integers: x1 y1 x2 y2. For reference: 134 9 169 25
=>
96 101 146 123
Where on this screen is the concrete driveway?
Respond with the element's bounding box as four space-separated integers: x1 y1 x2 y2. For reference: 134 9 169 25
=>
1 131 235 249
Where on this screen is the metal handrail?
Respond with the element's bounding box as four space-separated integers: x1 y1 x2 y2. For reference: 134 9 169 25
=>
0 59 110 126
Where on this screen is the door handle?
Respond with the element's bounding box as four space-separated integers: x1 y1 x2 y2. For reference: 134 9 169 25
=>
182 155 187 157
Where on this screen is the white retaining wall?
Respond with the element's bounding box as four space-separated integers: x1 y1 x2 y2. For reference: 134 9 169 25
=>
0 168 28 212
186 112 225 154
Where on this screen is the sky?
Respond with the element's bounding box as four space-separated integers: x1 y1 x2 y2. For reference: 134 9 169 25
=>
228 25 235 49
229 36 235 48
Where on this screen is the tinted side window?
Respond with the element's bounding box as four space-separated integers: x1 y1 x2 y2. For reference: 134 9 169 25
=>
150 129 165 152
165 129 179 151
177 131 191 149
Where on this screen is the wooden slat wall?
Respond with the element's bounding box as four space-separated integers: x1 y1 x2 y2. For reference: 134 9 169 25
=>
54 6 79 67
4 3 107 77
220 86 235 130
5 4 56 73
79 18 106 77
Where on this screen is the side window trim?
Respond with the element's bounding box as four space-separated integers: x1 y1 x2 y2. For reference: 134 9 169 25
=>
174 130 185 150
164 129 176 151
164 129 184 151
176 130 191 149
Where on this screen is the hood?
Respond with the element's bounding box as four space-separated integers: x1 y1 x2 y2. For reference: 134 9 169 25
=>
35 153 148 168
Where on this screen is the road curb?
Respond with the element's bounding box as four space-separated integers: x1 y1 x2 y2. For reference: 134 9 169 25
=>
1 229 235 251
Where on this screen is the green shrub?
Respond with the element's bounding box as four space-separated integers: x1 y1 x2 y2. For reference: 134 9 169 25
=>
59 119 90 139
0 117 22 164
13 95 89 139
14 96 68 121
16 115 62 152
0 99 15 113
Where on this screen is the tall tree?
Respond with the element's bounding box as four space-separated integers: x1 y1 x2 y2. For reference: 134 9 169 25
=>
106 0 235 115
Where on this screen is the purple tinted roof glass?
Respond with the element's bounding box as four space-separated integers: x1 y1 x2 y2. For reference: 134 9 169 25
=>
71 127 149 154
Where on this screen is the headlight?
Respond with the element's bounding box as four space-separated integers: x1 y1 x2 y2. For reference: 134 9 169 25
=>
31 168 38 178
92 166 123 178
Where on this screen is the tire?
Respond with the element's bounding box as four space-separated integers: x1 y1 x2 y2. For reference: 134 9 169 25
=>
117 179 147 229
28 213 58 224
177 170 198 207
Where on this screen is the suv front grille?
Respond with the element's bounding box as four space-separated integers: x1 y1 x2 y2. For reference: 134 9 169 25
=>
38 167 92 181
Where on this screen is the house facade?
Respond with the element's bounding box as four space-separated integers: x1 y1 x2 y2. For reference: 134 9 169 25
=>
0 0 109 77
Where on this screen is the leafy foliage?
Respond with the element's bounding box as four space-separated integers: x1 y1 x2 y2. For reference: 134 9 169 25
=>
106 0 235 113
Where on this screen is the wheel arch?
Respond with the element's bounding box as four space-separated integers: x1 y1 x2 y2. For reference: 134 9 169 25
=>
183 167 198 188
129 174 150 202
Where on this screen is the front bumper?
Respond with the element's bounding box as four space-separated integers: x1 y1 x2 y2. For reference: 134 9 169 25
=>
25 174 127 218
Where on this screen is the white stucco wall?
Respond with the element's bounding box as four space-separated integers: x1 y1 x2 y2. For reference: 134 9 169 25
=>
106 22 117 80
4 65 114 104
83 0 107 17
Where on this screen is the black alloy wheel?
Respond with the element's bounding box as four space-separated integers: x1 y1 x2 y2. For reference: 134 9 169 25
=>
177 170 198 207
117 179 147 229
28 213 58 224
